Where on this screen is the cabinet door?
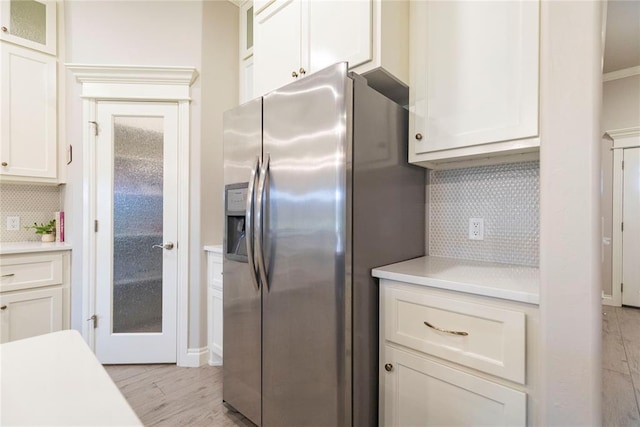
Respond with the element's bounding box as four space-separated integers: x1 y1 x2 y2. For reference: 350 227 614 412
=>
0 286 62 343
410 0 539 155
0 44 57 180
240 0 254 60
308 0 371 73
381 346 526 426
0 0 56 55
253 0 302 96
240 55 254 104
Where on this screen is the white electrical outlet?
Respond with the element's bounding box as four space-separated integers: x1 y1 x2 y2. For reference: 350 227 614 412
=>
6 216 20 231
469 218 484 240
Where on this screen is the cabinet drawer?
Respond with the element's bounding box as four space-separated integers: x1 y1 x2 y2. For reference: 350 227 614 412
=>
383 286 525 383
207 253 223 291
0 254 63 292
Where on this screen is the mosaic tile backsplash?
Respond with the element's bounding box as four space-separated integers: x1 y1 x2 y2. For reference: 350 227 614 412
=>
428 161 539 267
0 184 61 242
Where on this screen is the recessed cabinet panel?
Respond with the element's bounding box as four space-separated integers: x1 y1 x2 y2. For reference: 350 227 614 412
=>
409 0 539 166
254 0 302 96
0 44 57 180
308 0 372 72
382 346 526 427
0 0 56 55
0 286 63 344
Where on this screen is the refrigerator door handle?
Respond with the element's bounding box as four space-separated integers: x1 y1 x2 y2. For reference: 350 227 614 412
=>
245 155 260 291
255 153 270 290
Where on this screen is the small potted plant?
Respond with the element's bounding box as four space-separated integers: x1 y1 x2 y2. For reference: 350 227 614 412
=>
24 219 56 242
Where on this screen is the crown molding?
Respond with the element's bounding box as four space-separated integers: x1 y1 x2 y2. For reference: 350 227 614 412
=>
66 64 199 101
66 64 199 86
603 65 640 82
607 127 640 139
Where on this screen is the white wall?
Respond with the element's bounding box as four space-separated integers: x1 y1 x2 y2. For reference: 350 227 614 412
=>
198 0 239 347
602 74 640 131
539 1 602 424
64 0 237 352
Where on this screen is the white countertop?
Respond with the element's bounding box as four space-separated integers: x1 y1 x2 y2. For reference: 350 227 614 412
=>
0 241 72 255
204 244 223 253
372 256 539 304
0 330 142 426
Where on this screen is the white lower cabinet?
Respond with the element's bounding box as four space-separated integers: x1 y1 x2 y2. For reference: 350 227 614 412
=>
382 346 526 427
0 286 62 343
380 280 534 426
206 246 223 365
0 250 70 344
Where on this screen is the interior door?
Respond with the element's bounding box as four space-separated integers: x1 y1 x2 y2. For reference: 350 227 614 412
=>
622 147 640 307
95 102 178 363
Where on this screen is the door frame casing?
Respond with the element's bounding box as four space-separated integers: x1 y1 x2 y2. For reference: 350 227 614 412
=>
68 64 198 366
609 127 640 307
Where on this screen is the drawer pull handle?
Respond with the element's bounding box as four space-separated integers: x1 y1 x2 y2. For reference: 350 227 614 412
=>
1 273 15 278
1 305 6 310
424 321 469 336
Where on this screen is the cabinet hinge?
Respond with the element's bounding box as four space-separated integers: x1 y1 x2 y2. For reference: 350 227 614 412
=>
621 283 624 293
622 160 624 170
622 222 624 232
94 220 98 232
89 121 98 136
87 314 98 329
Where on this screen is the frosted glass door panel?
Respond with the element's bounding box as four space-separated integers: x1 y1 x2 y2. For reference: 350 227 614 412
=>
10 0 46 45
0 0 56 54
112 117 164 333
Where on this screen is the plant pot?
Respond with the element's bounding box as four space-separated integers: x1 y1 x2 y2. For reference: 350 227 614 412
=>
41 233 55 242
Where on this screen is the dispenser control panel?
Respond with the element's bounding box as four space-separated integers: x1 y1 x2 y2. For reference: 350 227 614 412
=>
227 188 248 213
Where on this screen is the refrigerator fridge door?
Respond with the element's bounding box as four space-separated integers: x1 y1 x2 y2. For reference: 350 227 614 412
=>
260 62 353 426
223 98 262 426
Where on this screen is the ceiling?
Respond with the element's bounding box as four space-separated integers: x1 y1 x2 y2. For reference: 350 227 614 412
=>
603 0 640 73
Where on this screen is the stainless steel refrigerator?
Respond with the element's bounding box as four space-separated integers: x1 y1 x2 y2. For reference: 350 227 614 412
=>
222 62 425 427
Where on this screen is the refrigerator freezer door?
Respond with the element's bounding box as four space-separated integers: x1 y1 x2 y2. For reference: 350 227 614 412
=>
223 98 262 426
261 62 352 426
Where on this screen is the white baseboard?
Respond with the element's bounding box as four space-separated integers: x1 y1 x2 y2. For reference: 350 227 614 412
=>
178 347 209 367
209 350 222 366
601 293 617 307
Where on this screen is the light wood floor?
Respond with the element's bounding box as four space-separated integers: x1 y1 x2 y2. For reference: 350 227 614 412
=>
106 307 640 426
602 305 640 426
104 364 254 427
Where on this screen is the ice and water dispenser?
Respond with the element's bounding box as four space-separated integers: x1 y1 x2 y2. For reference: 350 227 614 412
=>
225 183 249 262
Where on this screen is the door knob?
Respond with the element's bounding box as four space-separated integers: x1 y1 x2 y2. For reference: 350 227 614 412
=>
152 242 174 250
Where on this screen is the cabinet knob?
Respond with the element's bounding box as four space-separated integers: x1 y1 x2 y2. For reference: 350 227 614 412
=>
292 71 299 78
1 162 7 167
384 363 393 372
415 133 423 141
1 26 7 33
299 67 306 75
1 305 7 310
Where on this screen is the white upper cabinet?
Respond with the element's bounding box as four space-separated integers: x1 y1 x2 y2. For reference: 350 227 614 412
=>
240 0 255 103
409 0 540 169
0 43 57 182
254 0 302 96
0 0 56 55
253 0 407 97
307 0 371 73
